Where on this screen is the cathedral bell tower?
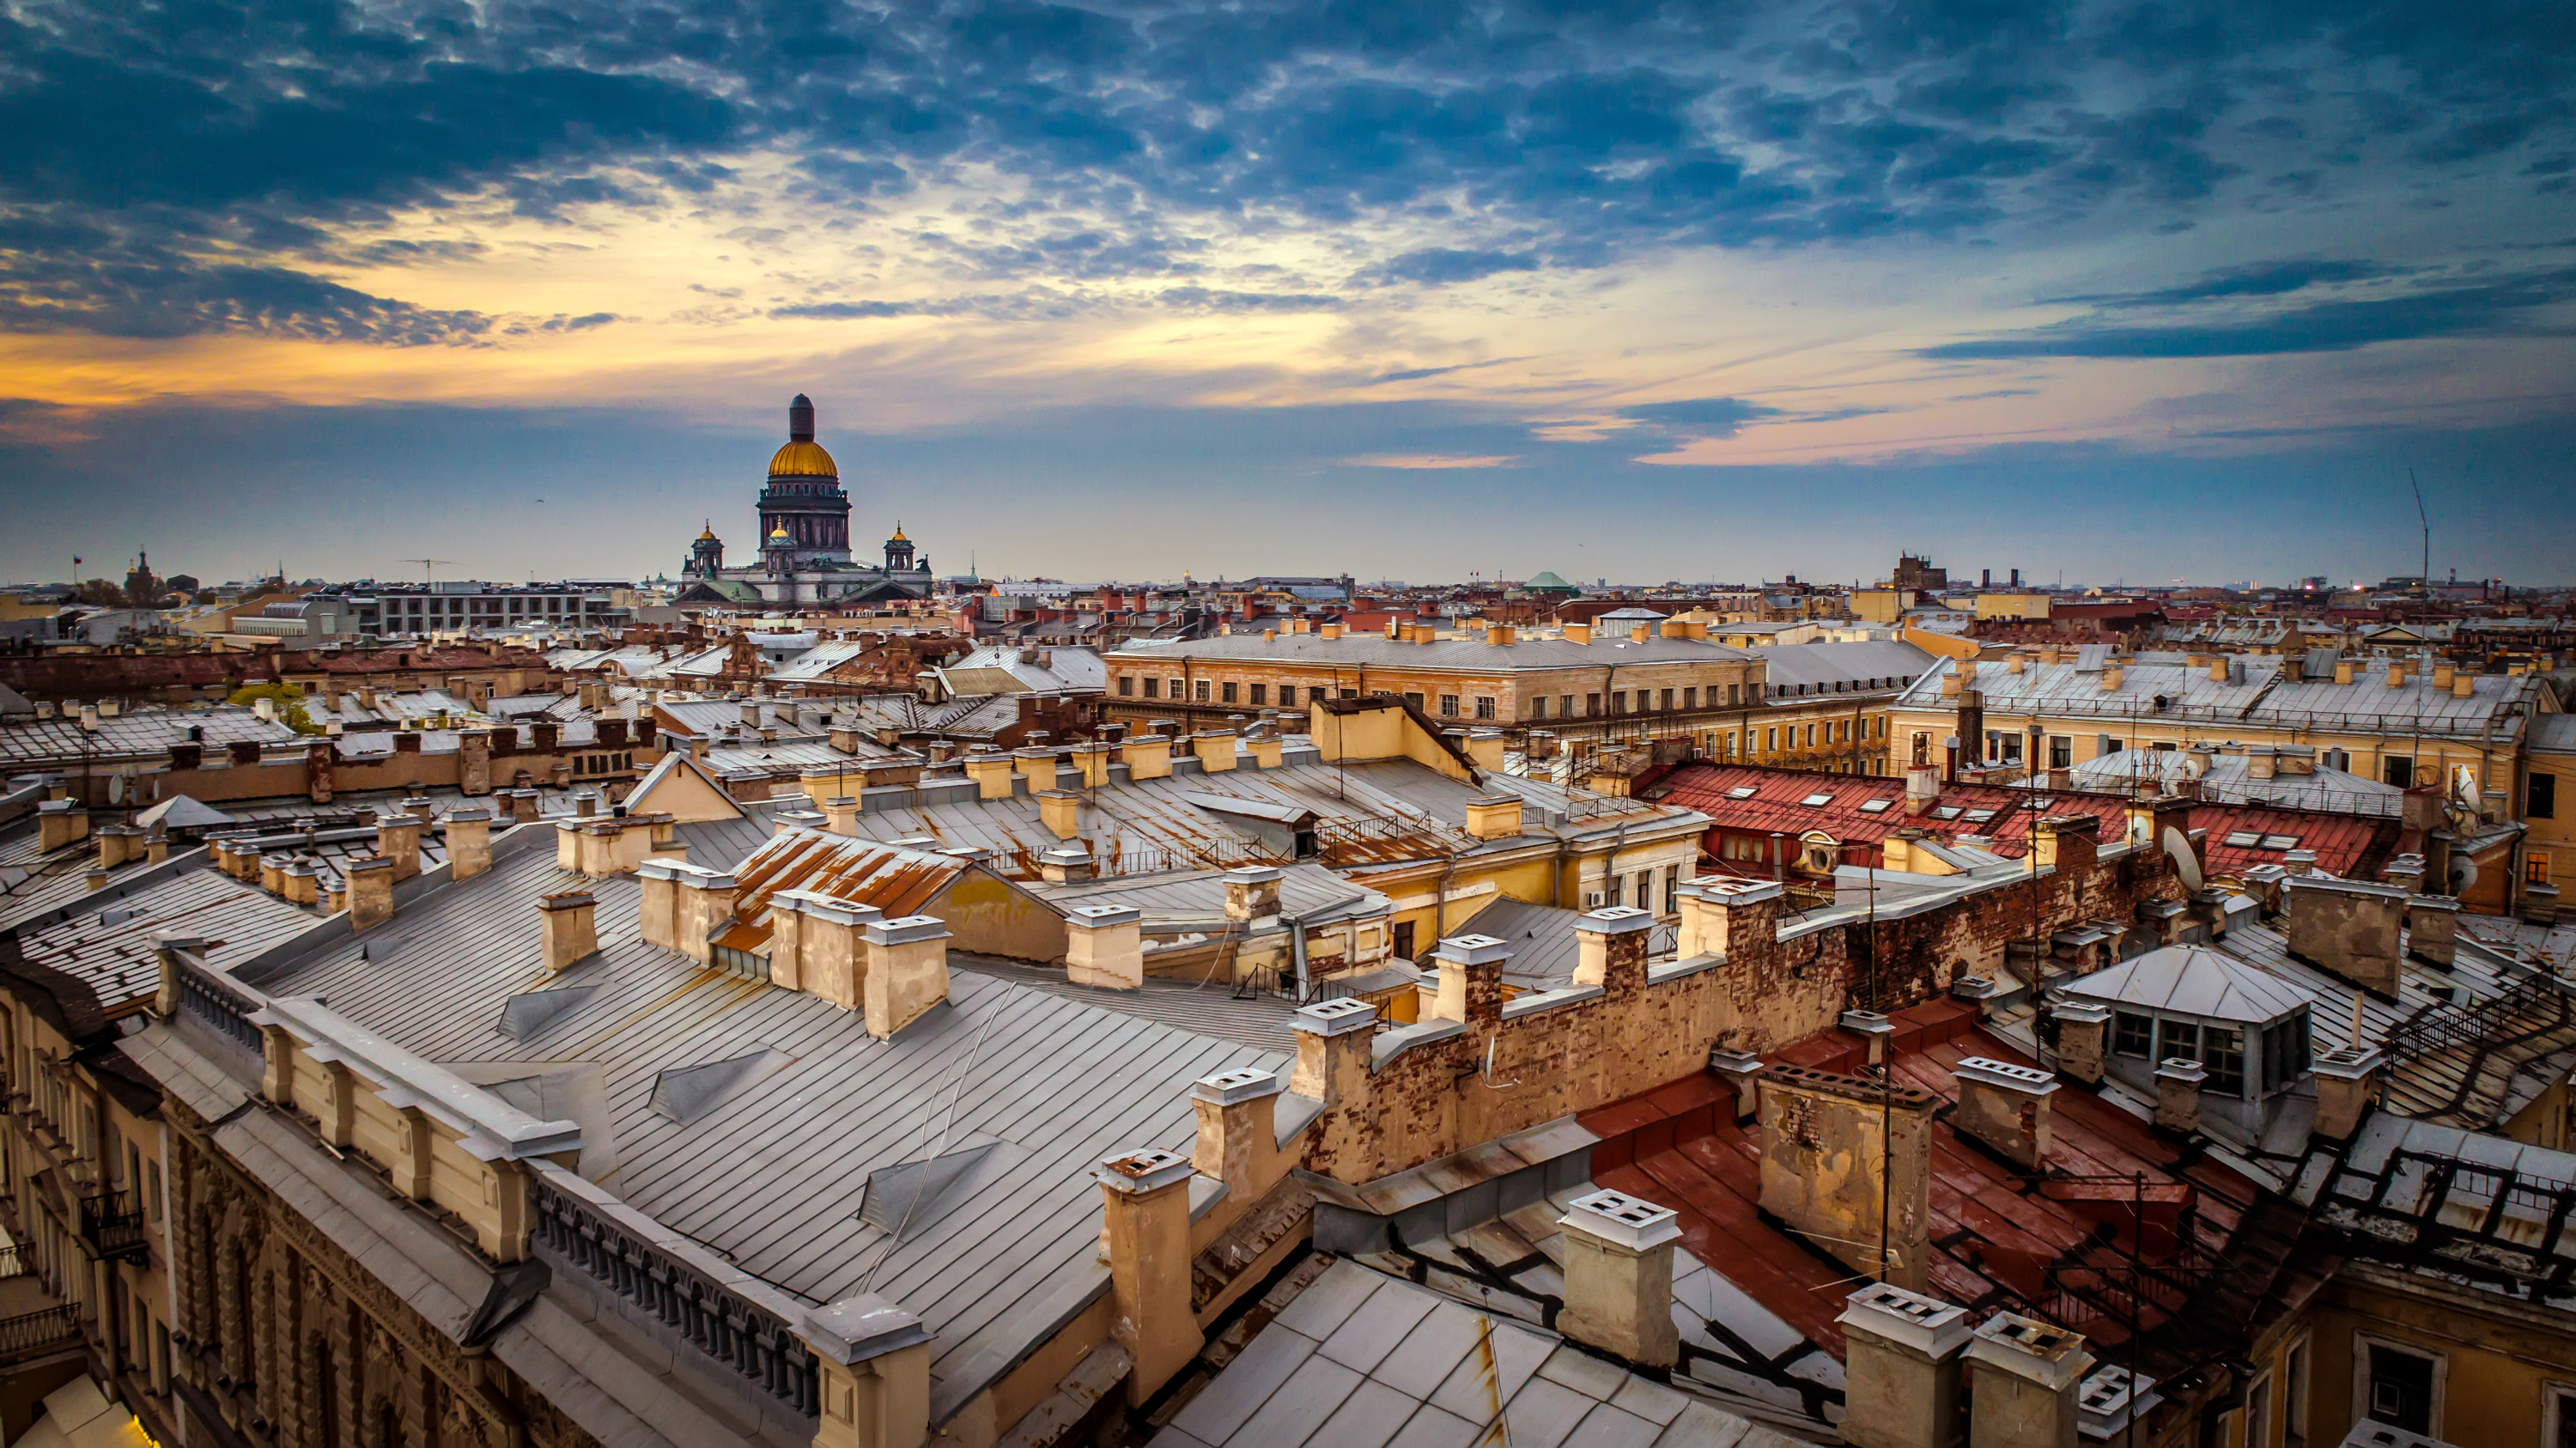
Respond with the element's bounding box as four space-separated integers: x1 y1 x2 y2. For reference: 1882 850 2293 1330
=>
755 394 851 568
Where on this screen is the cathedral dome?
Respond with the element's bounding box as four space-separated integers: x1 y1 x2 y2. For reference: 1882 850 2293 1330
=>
768 440 839 478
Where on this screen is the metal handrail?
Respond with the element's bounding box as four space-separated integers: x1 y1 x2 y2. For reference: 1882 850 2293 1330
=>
2383 976 2558 1065
0 1305 82 1359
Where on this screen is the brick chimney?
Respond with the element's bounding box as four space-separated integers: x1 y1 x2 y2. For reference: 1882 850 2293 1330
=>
1952 1057 2057 1170
1014 746 1062 792
376 813 425 881
822 796 861 837
1963 1312 2094 1448
1092 1148 1201 1407
861 916 951 1038
37 801 88 854
1120 733 1173 781
1839 1283 1972 1448
1572 905 1652 993
1188 1068 1285 1205
347 856 395 933
1757 1065 1937 1290
2050 1002 2108 1085
1037 789 1081 842
1427 933 1508 1023
2312 1046 2382 1140
963 751 1016 800
1222 865 1282 922
1554 1189 1683 1368
540 891 599 970
1286 998 1376 1110
1037 846 1096 884
2283 875 2405 995
1684 879 1783 958
1065 904 1144 990
2153 1057 2207 1134
446 807 494 880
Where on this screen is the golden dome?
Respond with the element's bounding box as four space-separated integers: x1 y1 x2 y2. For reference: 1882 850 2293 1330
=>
768 440 839 478
769 523 792 540
697 520 718 541
890 524 908 542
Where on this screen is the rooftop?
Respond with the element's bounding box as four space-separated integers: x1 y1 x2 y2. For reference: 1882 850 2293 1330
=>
1108 630 1755 672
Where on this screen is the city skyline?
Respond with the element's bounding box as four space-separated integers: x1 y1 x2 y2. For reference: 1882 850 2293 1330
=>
4 0 2573 582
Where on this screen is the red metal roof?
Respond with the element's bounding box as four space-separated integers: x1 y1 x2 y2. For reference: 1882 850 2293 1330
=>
2187 801 2397 880
1578 1001 2260 1362
1641 763 2132 865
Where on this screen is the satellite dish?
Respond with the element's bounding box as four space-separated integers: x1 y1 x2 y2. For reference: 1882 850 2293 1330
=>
2451 856 2478 894
2162 826 2204 893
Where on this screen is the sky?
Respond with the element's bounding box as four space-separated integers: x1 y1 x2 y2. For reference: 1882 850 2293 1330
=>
2 0 2572 587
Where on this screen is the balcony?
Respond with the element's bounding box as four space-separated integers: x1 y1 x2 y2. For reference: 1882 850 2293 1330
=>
76 1190 149 1265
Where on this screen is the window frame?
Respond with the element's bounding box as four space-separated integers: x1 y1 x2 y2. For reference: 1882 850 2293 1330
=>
2113 1010 2154 1059
2352 1332 2444 1438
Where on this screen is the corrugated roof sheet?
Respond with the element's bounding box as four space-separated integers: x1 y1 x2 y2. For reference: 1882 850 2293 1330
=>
15 868 313 1012
2063 944 2319 1023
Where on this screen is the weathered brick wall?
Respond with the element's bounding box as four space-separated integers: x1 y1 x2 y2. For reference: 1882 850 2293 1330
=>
1303 838 2184 1183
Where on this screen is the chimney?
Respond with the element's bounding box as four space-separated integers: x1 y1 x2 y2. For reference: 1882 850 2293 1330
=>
1287 998 1378 1110
1427 933 1508 1023
2208 656 2229 683
2099 664 2123 692
822 796 861 837
1838 1283 1972 1448
36 801 89 854
1659 618 1688 638
2282 875 2405 995
1189 731 1238 773
376 813 425 880
1965 1314 2094 1448
1572 906 1653 992
1036 789 1082 842
1037 845 1096 884
259 853 289 896
963 751 1016 800
1951 1056 2057 1171
2007 653 2025 675
2152 1057 2207 1134
1706 1047 1764 1123
1071 740 1115 788
1554 1189 1683 1368
777 894 878 1001
1905 764 1941 816
2405 893 2460 966
1064 903 1144 990
671 865 739 965
1189 1067 1285 1207
2452 668 2475 699
1463 794 1524 841
1563 623 1591 644
1014 746 1062 792
1686 879 1784 959
2050 1002 2109 1086
446 807 494 880
2029 815 2097 875
1222 865 1282 922
861 916 951 1038
2333 659 2354 685
1757 1064 1937 1289
2385 661 2407 689
2312 1047 2383 1140
1465 728 1506 771
1318 623 1343 640
1092 1148 1202 1408
1629 624 1650 642
636 858 683 951
1247 733 1284 769
347 856 395 933
1120 732 1173 781
540 891 600 970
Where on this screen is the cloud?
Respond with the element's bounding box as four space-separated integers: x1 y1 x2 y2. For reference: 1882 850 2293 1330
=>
1339 453 1521 469
1619 398 1784 436
1350 249 1543 287
1919 267 2576 359
2057 259 2408 307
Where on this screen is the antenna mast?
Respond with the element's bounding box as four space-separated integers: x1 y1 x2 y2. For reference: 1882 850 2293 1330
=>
2408 468 2428 589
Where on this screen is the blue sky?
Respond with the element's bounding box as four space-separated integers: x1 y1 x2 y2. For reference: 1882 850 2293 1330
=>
3 0 2571 585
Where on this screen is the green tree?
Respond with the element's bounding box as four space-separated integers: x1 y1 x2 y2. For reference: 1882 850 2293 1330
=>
226 683 322 734
75 578 128 607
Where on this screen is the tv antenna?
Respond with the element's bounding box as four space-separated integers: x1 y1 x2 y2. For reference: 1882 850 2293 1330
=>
401 558 459 583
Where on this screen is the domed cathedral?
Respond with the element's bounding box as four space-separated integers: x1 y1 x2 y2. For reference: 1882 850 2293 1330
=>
675 394 938 605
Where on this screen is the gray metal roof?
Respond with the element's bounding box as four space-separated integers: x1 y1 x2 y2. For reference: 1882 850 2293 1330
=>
14 867 313 1011
1456 897 1589 989
1109 631 1754 672
2530 714 2576 754
0 704 299 767
1747 640 1937 693
1898 656 2535 740
1028 861 1388 935
2063 944 2318 1024
240 838 1280 1420
1151 1260 1799 1448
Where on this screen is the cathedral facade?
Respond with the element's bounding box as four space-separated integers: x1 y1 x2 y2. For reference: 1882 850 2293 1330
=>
676 394 936 604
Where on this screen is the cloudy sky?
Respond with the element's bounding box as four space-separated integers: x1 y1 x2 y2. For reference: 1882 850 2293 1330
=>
3 0 2571 587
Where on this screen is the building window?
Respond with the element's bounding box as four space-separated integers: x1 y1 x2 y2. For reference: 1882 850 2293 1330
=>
2244 1376 2269 1448
1663 865 1680 911
1140 676 1157 698
1607 875 1624 907
1531 697 1547 720
1194 679 1210 703
2385 755 2415 788
1684 687 1698 709
1221 681 1238 704
1804 723 1816 748
1475 697 1496 720
1439 694 1460 717
1392 922 1415 959
1562 695 1575 718
1636 868 1655 910
1249 684 1266 705
1660 689 1674 711
1169 678 1183 700
2049 735 2072 769
1765 727 1777 752
2113 1011 2152 1058
2204 1025 2245 1096
2157 1018 2201 1064
1611 691 1625 715
1587 694 1601 717
2533 773 2558 819
2359 1338 2439 1434
1119 675 1134 697
2530 853 2553 886
1728 683 1741 705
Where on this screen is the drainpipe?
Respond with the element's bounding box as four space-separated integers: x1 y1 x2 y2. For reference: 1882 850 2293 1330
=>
1287 913 1309 1001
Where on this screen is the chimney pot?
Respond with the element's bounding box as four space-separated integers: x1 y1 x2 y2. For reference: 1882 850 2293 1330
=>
1554 1189 1684 1368
1838 1283 1973 1448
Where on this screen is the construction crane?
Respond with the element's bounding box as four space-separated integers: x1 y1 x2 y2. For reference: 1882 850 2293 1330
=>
400 558 459 583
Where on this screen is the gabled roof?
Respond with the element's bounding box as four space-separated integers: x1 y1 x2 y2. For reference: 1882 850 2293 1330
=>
134 794 236 830
2063 944 2318 1024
